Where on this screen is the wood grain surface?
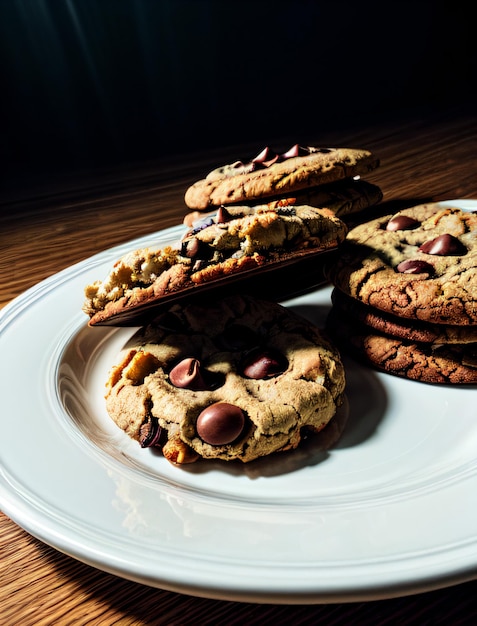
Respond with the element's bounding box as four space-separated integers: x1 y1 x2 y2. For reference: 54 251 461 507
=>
1 107 477 625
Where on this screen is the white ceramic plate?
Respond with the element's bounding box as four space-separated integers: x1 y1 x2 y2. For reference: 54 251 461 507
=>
1 199 477 603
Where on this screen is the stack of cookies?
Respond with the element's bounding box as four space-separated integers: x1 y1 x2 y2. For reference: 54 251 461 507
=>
326 202 477 384
85 144 383 327
84 143 386 464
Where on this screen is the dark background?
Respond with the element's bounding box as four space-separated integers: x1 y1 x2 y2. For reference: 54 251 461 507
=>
0 0 475 183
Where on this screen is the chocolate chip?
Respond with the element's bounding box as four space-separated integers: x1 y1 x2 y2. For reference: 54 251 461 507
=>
196 402 245 445
216 206 233 223
418 233 467 256
181 238 212 260
386 215 421 231
244 144 311 172
396 259 435 275
169 357 224 391
169 358 208 390
280 144 309 159
252 146 279 166
242 348 288 379
181 238 200 259
139 419 162 448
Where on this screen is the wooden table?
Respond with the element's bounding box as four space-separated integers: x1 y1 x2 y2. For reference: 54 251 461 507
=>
1 107 477 624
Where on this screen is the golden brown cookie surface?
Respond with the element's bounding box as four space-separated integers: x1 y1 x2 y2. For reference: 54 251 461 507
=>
105 295 346 464
184 145 380 210
330 288 477 344
327 203 477 326
326 310 477 384
84 203 347 326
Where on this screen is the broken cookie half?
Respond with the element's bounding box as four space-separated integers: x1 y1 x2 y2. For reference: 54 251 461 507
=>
83 203 348 326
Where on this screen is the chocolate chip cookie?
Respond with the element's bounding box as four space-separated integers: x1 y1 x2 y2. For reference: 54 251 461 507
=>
327 203 477 326
84 203 347 326
326 310 477 384
184 178 383 228
331 288 477 345
105 294 346 464
184 145 380 210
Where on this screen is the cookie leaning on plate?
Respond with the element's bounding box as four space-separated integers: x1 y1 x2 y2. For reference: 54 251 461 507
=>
105 294 346 464
83 203 347 326
327 203 477 326
184 145 381 212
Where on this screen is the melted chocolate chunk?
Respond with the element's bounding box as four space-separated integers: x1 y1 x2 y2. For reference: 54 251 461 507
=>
396 259 435 275
418 233 467 256
196 402 245 445
386 215 421 231
242 348 288 379
139 419 162 448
